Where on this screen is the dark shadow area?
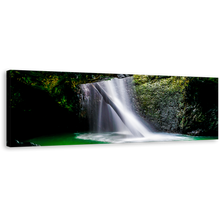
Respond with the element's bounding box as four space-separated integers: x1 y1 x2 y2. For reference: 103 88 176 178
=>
7 75 89 147
183 77 218 136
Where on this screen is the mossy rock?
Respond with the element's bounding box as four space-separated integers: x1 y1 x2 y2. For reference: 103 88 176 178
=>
132 75 218 136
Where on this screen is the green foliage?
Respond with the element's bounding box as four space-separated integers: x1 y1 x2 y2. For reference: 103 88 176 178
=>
133 75 218 135
134 76 186 132
7 70 118 113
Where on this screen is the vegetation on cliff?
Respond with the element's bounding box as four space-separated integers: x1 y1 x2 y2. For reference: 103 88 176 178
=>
133 75 218 136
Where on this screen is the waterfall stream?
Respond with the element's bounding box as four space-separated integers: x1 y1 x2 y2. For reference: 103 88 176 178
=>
81 77 151 136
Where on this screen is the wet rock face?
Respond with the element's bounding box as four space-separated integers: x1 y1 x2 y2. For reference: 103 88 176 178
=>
117 74 126 79
132 76 218 136
132 76 186 133
79 83 103 132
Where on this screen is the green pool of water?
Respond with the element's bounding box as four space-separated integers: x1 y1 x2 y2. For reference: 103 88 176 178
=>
27 132 218 146
27 133 109 146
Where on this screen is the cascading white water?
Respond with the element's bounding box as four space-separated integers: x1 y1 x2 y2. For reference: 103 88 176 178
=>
79 77 190 143
98 78 151 137
80 77 152 137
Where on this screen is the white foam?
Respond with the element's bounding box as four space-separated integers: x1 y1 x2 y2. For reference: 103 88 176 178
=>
76 132 191 144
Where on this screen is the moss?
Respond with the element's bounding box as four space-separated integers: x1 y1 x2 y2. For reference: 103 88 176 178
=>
133 75 218 136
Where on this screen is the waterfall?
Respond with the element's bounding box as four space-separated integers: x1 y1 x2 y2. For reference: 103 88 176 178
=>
80 77 152 137
78 76 192 144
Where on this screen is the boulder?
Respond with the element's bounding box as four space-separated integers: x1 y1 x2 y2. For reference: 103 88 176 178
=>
117 73 125 79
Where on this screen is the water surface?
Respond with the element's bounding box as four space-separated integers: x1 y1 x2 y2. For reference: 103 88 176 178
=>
28 132 218 146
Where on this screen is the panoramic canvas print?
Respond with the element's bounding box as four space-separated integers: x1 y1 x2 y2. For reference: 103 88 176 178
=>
7 70 218 147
